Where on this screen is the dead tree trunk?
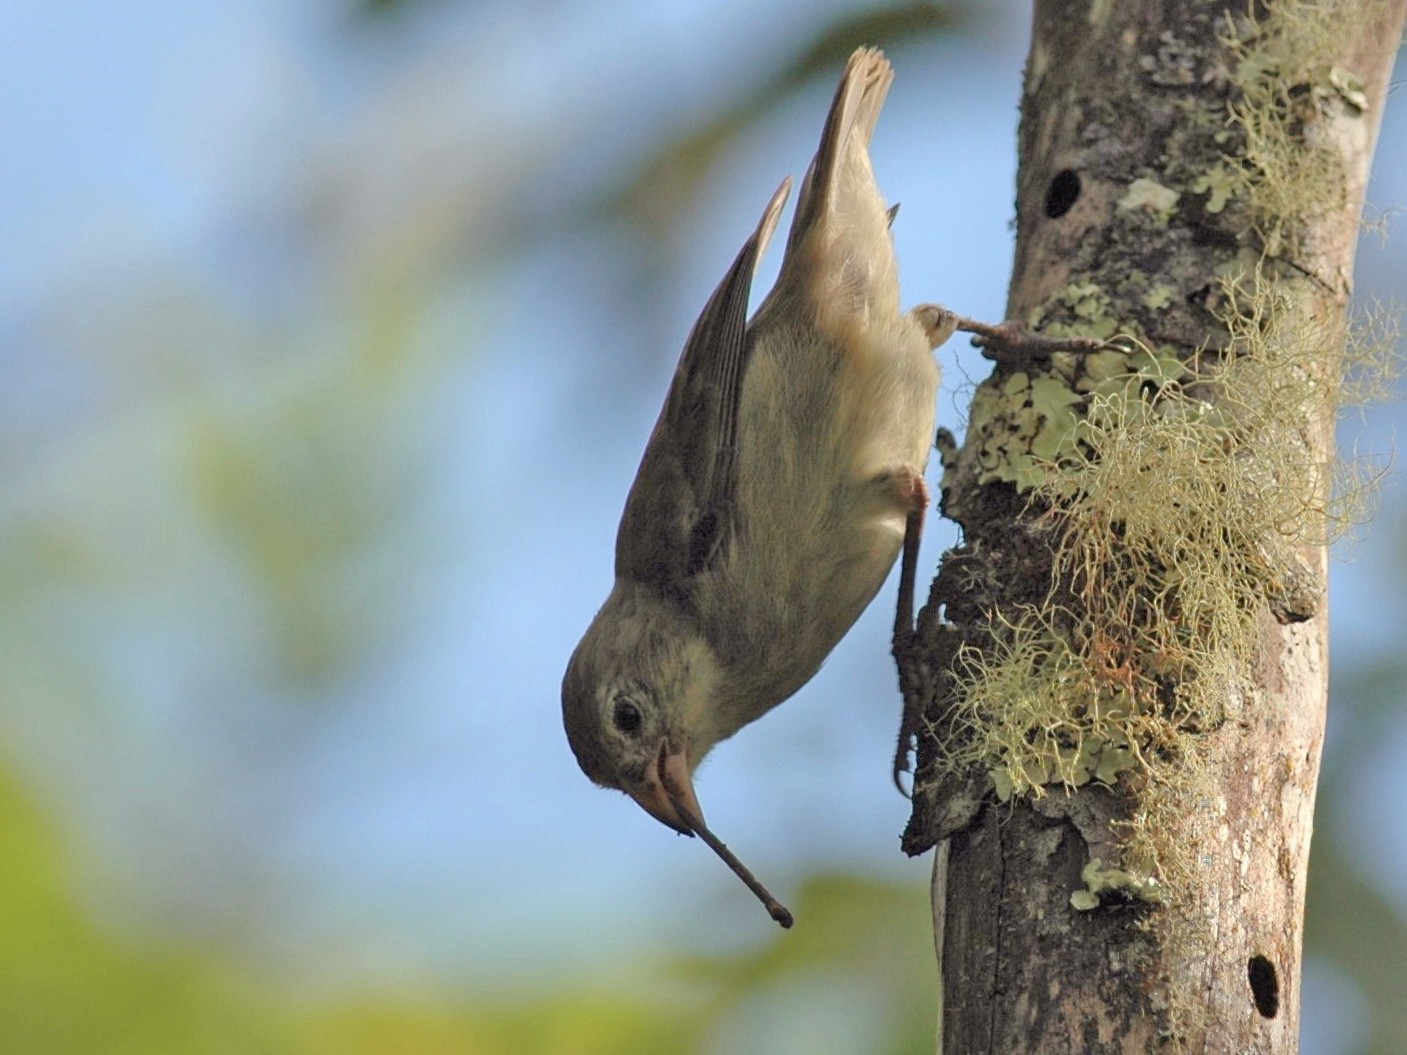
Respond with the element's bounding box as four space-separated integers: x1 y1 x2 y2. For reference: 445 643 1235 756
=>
898 2 1407 1052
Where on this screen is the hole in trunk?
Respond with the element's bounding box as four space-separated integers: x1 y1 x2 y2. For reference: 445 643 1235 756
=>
1248 954 1279 1018
1045 169 1081 218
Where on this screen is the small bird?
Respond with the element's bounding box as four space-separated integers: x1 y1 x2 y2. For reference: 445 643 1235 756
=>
562 47 955 925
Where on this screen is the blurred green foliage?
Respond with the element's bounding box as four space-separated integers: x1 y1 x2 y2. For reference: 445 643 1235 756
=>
1306 654 1407 1055
304 875 935 1054
183 287 439 689
0 767 934 1054
0 769 293 1053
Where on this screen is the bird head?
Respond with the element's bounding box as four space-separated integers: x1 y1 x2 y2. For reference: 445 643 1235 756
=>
561 586 721 833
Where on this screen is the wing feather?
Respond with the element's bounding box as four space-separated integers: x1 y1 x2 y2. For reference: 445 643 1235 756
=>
614 179 791 592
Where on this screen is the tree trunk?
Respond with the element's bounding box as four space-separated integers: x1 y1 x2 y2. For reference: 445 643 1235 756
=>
899 2 1407 1052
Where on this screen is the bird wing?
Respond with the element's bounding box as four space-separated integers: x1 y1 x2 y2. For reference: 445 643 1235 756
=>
614 178 790 593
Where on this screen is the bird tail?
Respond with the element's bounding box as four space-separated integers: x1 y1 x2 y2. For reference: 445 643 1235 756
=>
784 47 894 258
770 46 901 330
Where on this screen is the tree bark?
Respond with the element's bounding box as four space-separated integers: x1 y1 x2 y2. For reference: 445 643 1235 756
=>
899 3 1407 1052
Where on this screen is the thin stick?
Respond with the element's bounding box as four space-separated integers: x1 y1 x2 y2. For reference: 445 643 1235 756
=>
665 791 794 928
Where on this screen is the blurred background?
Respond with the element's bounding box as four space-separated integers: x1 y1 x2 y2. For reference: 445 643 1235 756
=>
1 2 1404 1053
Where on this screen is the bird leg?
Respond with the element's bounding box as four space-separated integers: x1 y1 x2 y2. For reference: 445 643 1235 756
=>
911 303 1115 361
953 315 1114 362
888 467 929 796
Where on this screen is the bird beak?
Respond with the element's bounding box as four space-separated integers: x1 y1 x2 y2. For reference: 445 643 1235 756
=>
629 741 703 836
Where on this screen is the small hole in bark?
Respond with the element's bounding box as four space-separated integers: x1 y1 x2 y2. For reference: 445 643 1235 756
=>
1045 169 1081 218
1248 954 1279 1018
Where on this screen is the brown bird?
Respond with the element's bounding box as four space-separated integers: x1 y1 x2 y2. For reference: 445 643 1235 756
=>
562 47 955 924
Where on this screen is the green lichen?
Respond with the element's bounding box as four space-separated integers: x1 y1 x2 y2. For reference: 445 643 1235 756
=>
1189 162 1240 214
1071 858 1167 911
957 281 1148 491
1027 280 1117 335
1063 282 1119 337
959 340 1195 494
943 265 1384 897
961 371 1090 492
1141 284 1177 310
1070 348 1134 387
1118 177 1181 222
948 610 1148 803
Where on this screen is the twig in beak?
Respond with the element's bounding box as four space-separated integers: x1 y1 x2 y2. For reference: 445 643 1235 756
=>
662 773 794 928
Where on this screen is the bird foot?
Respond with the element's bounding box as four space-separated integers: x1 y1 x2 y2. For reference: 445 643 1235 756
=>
910 304 959 350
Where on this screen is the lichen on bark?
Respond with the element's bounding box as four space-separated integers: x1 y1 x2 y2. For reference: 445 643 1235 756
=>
900 1 1406 1050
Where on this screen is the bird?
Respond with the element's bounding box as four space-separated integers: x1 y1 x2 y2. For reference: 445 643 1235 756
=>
561 46 955 922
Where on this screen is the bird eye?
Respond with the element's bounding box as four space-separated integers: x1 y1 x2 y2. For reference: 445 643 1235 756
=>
612 698 643 735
